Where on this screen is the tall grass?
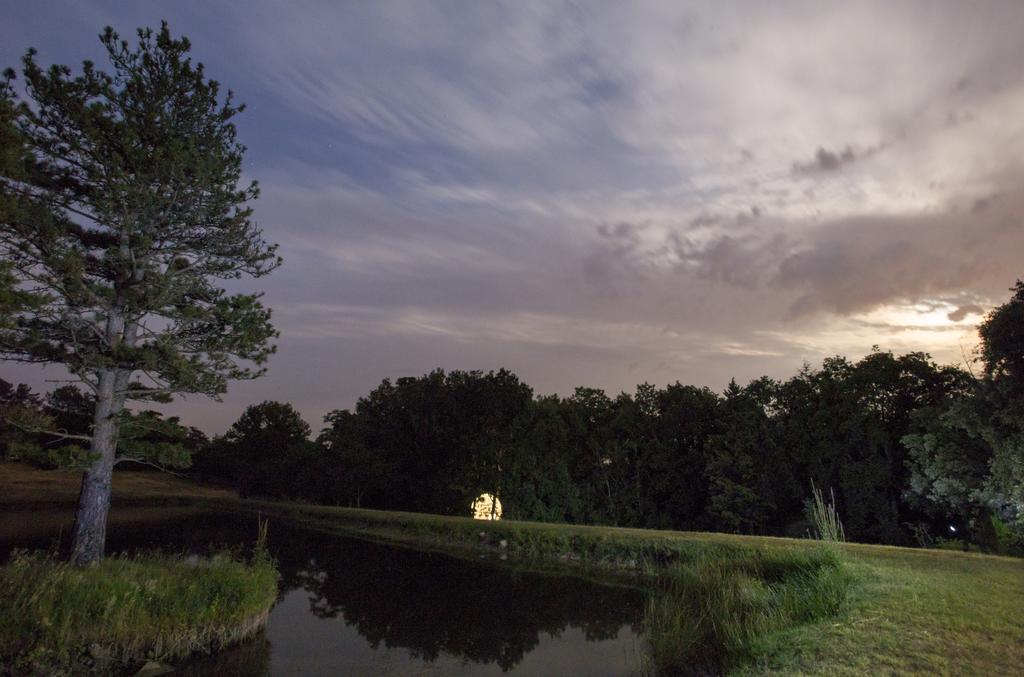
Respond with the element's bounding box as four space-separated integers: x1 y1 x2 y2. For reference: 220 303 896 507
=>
644 546 854 675
809 481 846 543
0 542 278 674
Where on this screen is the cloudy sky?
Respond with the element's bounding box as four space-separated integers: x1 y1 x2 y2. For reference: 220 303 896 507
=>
4 1 1024 432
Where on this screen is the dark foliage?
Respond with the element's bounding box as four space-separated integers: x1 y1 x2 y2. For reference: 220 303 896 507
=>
177 344 1018 548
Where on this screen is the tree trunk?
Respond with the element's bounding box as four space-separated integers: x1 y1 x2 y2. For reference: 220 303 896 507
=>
70 368 128 566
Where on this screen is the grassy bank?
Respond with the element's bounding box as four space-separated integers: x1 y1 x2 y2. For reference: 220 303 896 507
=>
0 545 277 675
238 500 1023 675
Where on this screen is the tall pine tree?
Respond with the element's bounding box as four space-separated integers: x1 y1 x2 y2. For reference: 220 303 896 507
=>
0 23 279 564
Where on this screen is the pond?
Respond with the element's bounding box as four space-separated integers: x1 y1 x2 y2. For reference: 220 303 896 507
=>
0 508 648 676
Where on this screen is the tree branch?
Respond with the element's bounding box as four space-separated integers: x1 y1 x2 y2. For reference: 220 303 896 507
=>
6 419 93 442
113 456 188 477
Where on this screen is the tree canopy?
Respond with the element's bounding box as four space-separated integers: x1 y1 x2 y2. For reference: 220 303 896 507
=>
179 346 1021 551
0 23 279 401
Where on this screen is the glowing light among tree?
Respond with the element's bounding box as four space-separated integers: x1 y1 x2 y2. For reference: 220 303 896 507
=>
471 493 502 520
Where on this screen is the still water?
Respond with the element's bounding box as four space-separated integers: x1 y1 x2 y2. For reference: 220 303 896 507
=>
0 508 647 676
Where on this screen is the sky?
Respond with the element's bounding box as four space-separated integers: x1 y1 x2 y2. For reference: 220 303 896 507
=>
3 1 1024 433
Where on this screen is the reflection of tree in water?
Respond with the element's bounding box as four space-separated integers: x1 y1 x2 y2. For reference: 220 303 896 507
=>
270 524 645 672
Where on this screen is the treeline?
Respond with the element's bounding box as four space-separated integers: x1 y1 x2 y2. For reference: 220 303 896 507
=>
2 282 1022 551
185 353 985 547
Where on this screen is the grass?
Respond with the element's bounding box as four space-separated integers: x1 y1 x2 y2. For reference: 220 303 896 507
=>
0 461 233 508
738 547 1024 675
808 482 845 543
2 462 1022 675
644 547 853 674
0 543 278 675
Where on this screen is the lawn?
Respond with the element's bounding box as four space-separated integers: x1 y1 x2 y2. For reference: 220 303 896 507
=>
747 545 1024 675
0 461 233 507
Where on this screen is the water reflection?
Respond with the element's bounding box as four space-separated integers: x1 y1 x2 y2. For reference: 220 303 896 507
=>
279 526 642 671
0 509 646 675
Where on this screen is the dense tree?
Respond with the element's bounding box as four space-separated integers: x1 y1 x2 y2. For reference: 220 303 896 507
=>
600 389 652 527
222 401 311 497
170 342 989 547
346 369 533 514
978 280 1024 392
561 387 619 524
446 368 533 515
0 24 278 564
316 410 388 508
227 354 964 544
645 383 721 530
976 281 1024 529
705 380 777 534
501 396 580 522
189 433 243 486
903 402 992 538
758 352 967 543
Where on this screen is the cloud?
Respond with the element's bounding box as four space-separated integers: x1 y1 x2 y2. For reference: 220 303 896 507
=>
771 188 1024 316
792 146 858 173
948 304 984 322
